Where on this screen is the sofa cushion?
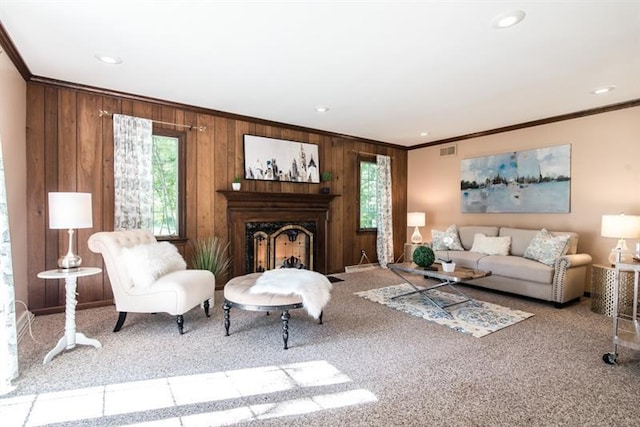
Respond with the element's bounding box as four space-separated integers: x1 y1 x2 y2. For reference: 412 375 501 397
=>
523 229 571 266
477 255 554 284
470 234 511 256
431 225 464 251
458 226 499 250
499 228 539 256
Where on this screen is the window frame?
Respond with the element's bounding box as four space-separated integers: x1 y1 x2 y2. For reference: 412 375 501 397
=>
152 127 187 242
357 155 377 233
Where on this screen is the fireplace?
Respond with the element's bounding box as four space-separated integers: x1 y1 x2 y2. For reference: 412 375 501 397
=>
246 221 315 272
219 191 337 277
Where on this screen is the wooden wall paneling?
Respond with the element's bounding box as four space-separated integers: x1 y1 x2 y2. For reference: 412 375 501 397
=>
49 89 79 308
181 111 198 263
26 84 47 310
121 100 133 116
242 123 257 193
328 136 345 273
196 114 216 243
99 96 120 301
76 93 104 304
132 101 153 121
42 86 60 308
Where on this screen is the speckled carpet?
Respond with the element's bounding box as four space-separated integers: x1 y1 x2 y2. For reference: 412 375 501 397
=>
3 267 640 426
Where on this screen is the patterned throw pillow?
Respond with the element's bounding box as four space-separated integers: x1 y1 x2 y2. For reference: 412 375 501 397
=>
523 229 571 266
431 225 464 251
470 234 511 256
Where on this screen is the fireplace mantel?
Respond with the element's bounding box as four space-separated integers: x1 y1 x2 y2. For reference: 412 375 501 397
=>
218 191 339 277
218 190 339 209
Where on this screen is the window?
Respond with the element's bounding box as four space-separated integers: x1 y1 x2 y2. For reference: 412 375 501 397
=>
152 129 186 238
358 158 377 230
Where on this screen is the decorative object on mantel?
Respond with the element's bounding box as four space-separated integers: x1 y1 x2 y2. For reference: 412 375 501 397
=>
320 171 332 194
601 213 640 265
243 134 320 183
232 176 242 191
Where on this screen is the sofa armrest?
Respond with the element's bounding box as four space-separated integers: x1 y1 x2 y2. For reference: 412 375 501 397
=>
552 253 593 304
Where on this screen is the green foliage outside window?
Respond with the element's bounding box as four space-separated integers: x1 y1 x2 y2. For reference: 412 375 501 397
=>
359 160 377 229
152 135 179 236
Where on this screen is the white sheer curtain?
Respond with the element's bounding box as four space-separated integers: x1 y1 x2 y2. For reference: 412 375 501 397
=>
375 154 394 268
0 137 18 395
113 114 153 230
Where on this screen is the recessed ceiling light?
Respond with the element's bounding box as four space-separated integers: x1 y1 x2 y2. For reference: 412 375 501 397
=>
95 53 123 64
590 85 616 95
492 10 526 29
420 131 429 137
315 106 330 113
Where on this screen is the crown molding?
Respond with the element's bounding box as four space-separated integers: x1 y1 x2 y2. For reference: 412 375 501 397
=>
410 99 640 150
0 20 31 81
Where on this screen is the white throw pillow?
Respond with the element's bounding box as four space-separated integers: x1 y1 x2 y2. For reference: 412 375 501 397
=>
431 225 464 251
470 233 511 256
523 229 571 266
121 242 187 288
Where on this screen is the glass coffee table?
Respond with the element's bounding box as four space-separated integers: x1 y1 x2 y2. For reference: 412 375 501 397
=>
388 262 491 317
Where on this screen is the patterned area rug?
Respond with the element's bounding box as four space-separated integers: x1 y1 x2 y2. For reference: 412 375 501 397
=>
355 283 534 337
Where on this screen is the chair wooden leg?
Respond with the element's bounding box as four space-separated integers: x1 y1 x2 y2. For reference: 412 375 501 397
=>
176 315 184 334
203 299 210 317
281 310 290 350
223 302 231 336
113 312 127 332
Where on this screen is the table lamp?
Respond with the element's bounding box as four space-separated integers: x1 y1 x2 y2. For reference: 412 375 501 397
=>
601 213 640 265
407 212 426 244
48 192 93 270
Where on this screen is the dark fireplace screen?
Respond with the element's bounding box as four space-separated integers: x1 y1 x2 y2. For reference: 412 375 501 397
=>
245 222 315 273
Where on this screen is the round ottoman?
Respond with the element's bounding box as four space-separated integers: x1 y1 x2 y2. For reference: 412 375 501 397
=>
223 272 322 349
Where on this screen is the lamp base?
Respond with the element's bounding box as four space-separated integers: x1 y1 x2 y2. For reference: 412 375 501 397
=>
410 227 423 244
58 254 82 271
608 239 632 266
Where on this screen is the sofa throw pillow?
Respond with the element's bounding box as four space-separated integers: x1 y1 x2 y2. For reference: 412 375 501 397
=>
431 225 464 251
523 229 571 266
121 241 187 289
470 233 511 256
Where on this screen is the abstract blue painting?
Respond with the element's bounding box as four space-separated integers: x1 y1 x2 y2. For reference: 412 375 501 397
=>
461 144 571 213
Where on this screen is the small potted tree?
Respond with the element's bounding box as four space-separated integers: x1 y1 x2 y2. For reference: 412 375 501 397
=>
320 171 332 194
232 176 242 191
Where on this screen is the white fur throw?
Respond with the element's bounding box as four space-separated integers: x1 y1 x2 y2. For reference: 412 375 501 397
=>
121 242 187 289
251 269 332 319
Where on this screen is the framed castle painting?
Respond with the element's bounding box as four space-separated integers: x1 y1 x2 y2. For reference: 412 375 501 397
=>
460 144 571 213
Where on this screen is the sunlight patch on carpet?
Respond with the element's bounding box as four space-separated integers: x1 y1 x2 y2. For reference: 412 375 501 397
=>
355 283 534 337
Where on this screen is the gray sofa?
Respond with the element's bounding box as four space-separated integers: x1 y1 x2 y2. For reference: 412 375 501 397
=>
432 226 592 306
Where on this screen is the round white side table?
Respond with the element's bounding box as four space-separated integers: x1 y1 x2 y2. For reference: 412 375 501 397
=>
37 267 102 364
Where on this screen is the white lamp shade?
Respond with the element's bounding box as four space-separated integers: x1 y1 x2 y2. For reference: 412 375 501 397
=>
48 192 93 229
601 214 640 239
407 212 426 227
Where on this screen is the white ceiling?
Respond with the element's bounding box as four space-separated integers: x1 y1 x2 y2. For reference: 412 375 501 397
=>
1 1 639 147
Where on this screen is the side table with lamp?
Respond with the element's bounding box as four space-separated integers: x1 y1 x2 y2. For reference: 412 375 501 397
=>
39 192 102 364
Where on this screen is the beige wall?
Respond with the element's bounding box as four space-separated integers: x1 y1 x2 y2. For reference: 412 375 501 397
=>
408 106 640 288
0 50 28 321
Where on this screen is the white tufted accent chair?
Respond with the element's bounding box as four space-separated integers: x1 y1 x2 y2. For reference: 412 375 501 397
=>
88 230 215 334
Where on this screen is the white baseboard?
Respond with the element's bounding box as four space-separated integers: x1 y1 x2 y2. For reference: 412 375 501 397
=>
16 309 35 342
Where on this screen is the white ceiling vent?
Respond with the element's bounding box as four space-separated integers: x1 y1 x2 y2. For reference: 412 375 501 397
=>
439 145 457 157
